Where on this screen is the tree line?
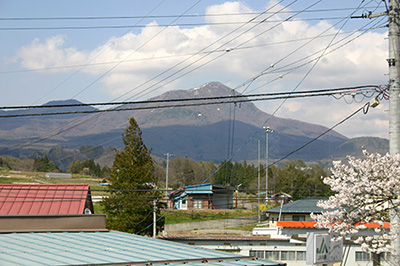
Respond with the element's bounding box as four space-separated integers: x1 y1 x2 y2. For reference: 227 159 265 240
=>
0 150 331 198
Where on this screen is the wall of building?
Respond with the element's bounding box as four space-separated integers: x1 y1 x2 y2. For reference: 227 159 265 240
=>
168 238 391 266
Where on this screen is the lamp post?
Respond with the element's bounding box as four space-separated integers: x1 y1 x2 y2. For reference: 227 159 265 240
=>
263 126 273 207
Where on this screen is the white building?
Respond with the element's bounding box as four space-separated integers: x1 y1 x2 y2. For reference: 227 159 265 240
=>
162 198 391 266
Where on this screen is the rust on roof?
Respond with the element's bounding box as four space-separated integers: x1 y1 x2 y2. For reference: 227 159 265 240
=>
0 184 93 215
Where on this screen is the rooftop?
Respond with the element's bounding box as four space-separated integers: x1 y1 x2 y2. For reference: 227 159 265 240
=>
0 230 285 266
0 184 93 215
265 197 328 214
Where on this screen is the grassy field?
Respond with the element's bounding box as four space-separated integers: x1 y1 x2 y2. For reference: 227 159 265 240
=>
164 209 257 224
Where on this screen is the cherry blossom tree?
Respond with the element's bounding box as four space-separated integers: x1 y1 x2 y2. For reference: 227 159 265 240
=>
312 151 400 258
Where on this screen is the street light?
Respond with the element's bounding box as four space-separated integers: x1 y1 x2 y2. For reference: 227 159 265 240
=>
263 126 273 207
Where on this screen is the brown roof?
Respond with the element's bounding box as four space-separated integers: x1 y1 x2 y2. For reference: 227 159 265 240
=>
0 184 93 215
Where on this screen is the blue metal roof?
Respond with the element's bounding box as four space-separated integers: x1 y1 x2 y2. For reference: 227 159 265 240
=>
0 230 285 266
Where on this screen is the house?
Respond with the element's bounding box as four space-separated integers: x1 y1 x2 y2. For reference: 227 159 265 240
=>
263 197 326 223
0 184 94 215
269 192 292 206
168 183 235 210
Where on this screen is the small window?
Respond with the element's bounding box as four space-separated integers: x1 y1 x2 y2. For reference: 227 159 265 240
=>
193 200 203 209
249 250 264 259
265 251 279 260
356 251 371 261
281 251 296 261
297 251 306 261
293 215 305 221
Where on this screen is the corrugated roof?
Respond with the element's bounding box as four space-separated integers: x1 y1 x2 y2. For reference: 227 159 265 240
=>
0 230 285 266
265 197 328 214
0 184 91 215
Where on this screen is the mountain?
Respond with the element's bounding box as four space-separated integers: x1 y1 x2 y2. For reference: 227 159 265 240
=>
0 82 388 166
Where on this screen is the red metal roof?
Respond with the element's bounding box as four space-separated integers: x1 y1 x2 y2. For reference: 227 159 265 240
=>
0 184 91 215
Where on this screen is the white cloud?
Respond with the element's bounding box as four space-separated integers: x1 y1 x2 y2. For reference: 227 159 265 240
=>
11 1 389 138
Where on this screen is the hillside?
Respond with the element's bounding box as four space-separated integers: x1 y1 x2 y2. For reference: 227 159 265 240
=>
0 81 388 166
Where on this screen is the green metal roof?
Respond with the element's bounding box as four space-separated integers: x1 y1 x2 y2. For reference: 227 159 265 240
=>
0 230 285 266
265 197 328 214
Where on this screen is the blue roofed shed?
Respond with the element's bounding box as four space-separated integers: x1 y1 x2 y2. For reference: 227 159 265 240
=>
169 183 235 210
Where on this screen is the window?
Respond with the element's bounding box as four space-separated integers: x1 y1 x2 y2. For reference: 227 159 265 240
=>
193 200 203 209
281 251 296 261
356 251 371 261
297 251 306 261
265 251 279 260
293 215 306 221
249 250 264 259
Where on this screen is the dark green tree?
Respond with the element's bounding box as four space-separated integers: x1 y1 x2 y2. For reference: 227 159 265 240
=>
101 118 164 235
33 156 60 172
212 160 233 185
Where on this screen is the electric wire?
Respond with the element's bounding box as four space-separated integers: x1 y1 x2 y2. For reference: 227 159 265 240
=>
3 0 204 152
0 86 382 117
2 0 291 151
30 0 168 105
69 0 203 101
270 97 382 167
2 1 372 155
0 29 377 76
0 17 354 31
0 7 383 21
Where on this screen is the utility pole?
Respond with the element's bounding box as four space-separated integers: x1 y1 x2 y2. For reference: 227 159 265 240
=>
258 140 261 222
263 126 273 207
369 1 400 263
164 153 172 200
388 0 400 262
153 199 157 238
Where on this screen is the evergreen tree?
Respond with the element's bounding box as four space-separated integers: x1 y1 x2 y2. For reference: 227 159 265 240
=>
33 156 60 172
101 118 164 235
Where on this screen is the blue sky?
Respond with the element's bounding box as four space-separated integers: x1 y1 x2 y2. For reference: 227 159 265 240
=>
0 0 390 139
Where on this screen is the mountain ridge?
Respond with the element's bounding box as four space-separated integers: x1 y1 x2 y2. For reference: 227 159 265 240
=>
0 81 387 166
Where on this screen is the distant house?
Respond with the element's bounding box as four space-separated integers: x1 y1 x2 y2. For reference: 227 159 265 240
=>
269 192 292 206
169 183 235 210
263 197 327 223
0 184 94 215
45 172 72 178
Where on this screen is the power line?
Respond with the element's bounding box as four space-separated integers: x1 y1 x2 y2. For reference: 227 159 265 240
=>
270 97 383 167
0 86 383 118
0 85 378 110
0 7 382 21
0 30 375 76
0 17 350 31
3 0 294 154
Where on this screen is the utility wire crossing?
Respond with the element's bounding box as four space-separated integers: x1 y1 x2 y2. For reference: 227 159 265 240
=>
0 85 385 118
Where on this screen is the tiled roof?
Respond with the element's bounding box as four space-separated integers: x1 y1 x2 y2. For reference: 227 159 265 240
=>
0 230 285 266
0 184 91 215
